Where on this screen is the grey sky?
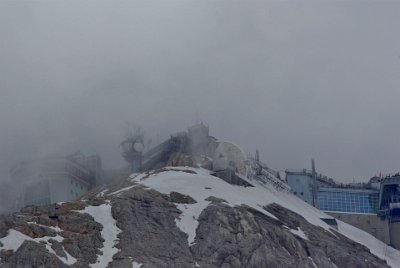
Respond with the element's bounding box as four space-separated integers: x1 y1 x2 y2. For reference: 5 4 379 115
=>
1 0 400 183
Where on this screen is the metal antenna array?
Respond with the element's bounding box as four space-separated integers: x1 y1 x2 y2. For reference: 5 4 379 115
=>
121 126 145 173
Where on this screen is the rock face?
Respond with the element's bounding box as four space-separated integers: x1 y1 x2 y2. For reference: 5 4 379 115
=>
192 203 388 268
2 240 67 268
0 171 394 268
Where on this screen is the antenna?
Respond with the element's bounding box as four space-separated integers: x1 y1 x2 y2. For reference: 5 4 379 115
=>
121 125 145 173
311 158 317 207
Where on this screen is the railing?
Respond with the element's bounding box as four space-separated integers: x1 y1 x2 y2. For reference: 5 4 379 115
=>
246 159 290 192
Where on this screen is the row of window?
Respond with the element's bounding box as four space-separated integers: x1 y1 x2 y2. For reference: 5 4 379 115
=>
317 191 379 214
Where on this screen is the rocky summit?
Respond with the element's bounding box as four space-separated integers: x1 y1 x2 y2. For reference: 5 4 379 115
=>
1 163 400 267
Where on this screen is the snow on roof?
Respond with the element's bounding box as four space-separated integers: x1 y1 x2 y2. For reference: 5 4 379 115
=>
131 167 400 267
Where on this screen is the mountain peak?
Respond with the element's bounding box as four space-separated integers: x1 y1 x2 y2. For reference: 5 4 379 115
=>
1 165 400 267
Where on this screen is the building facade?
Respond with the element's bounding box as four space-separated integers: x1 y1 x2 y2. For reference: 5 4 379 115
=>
285 169 314 205
11 154 100 208
286 169 400 249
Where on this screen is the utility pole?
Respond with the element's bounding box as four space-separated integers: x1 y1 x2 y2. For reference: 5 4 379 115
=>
311 158 317 207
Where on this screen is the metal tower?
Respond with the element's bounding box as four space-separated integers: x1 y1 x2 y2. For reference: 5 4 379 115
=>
121 127 145 173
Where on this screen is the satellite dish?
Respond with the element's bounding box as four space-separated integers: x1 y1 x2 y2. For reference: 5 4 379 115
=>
134 142 144 152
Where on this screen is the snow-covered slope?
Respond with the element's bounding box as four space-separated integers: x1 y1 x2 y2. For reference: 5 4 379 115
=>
125 167 400 267
1 166 400 267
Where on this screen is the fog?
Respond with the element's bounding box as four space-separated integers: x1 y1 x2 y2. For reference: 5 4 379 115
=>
1 0 400 189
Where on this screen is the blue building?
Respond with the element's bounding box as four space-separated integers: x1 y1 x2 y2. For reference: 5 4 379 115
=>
285 169 337 205
317 188 379 214
285 169 314 205
286 168 395 247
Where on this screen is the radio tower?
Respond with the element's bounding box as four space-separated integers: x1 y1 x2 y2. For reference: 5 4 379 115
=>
120 126 145 172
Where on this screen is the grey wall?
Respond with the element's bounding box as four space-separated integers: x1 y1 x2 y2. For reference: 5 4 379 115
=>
286 174 313 204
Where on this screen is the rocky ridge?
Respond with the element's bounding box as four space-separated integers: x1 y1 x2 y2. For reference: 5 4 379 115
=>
0 163 399 267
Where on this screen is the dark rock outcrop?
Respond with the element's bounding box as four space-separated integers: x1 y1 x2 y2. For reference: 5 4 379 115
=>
109 188 195 268
169 192 197 204
1 241 67 268
214 170 253 187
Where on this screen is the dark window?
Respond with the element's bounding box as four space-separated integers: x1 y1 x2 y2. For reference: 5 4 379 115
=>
294 192 297 195
300 192 304 195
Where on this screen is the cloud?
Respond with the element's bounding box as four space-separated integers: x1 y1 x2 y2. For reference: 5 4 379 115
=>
0 0 400 185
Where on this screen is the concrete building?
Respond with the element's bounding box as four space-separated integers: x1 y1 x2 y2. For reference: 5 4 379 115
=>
377 175 400 248
285 169 336 205
286 167 400 249
188 123 210 155
11 154 100 208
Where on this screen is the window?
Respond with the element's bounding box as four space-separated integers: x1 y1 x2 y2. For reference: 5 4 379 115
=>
300 192 304 196
294 192 297 195
316 190 378 214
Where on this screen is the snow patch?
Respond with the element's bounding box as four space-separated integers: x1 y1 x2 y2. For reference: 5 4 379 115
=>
290 227 309 241
131 167 400 267
129 172 149 182
96 189 109 197
132 168 279 220
175 202 210 245
128 256 143 267
27 222 63 233
308 256 318 268
108 185 137 196
78 203 121 268
132 261 143 268
0 229 76 265
337 220 400 268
